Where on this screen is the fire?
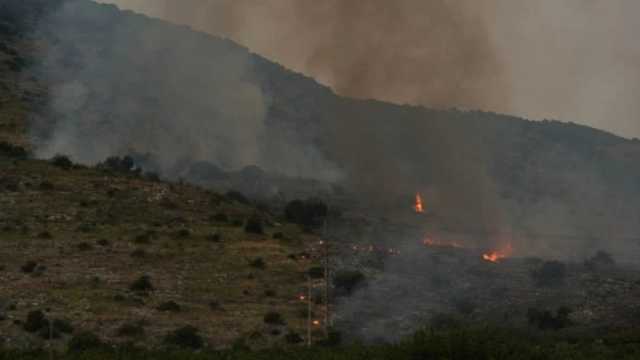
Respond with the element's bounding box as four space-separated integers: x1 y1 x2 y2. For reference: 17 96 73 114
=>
312 320 321 326
413 193 424 213
482 243 513 263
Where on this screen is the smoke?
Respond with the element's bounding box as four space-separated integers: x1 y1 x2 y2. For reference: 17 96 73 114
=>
97 0 508 113
31 0 342 181
98 0 640 139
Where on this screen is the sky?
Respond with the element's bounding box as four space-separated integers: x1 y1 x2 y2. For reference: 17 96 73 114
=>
96 0 640 139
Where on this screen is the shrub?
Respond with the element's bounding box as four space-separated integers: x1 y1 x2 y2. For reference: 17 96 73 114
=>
308 266 324 279
144 172 160 182
52 319 74 334
244 216 264 234
263 311 285 325
453 297 477 316
285 330 303 344
67 332 104 352
38 325 60 340
174 228 191 239
156 301 181 312
130 249 147 258
37 231 52 239
51 155 73 170
206 232 222 242
23 310 47 333
527 307 572 330
585 250 615 271
133 231 156 244
531 261 566 287
129 275 153 293
76 242 93 251
212 213 228 223
249 257 266 270
39 181 54 191
98 155 137 173
116 322 145 337
333 270 366 295
0 141 28 159
96 239 110 247
21 261 37 273
163 326 204 349
284 199 328 229
226 190 249 205
208 300 221 311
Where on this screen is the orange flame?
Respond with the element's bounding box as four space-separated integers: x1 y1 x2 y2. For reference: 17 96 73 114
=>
414 193 424 213
312 320 321 326
482 243 513 263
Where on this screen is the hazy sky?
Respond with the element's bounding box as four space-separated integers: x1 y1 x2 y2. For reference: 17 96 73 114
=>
97 0 640 139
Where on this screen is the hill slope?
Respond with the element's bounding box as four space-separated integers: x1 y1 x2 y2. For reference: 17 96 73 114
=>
2 0 637 257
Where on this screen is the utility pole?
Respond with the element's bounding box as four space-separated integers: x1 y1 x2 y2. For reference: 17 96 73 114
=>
307 274 312 347
322 218 330 337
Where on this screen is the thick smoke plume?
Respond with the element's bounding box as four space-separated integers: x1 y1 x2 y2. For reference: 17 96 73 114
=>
99 0 640 139
32 0 342 181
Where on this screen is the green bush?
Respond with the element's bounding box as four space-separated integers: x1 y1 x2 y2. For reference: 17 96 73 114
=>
130 249 147 258
308 266 324 279
527 306 572 330
263 311 285 325
244 216 264 234
333 270 366 295
212 213 229 223
531 260 566 287
98 155 138 174
585 250 615 271
0 141 27 159
249 257 266 270
163 326 204 349
285 330 303 344
23 310 47 333
116 322 145 337
67 331 104 352
21 260 37 273
226 190 249 205
157 301 181 312
129 275 154 293
284 199 328 229
51 154 73 170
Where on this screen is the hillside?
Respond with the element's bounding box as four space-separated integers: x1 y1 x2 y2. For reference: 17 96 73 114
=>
2 0 640 354
1 0 637 263
0 149 328 349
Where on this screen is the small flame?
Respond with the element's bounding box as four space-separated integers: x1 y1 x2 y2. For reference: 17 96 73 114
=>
482 243 513 263
298 295 306 301
414 193 424 213
312 320 321 326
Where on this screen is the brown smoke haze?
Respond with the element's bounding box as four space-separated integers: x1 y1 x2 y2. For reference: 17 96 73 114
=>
97 0 640 138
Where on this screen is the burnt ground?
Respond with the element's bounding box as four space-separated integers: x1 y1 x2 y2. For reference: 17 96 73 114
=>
326 211 640 342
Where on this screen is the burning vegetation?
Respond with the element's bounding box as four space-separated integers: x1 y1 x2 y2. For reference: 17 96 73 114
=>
413 193 424 213
482 243 513 263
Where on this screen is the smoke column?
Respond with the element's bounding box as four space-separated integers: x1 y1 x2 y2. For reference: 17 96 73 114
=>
98 0 640 139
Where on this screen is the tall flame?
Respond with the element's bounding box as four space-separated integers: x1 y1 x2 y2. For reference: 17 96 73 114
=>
414 193 424 213
482 243 513 263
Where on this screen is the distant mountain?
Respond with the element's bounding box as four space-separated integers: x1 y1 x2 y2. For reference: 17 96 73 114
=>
2 0 640 261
